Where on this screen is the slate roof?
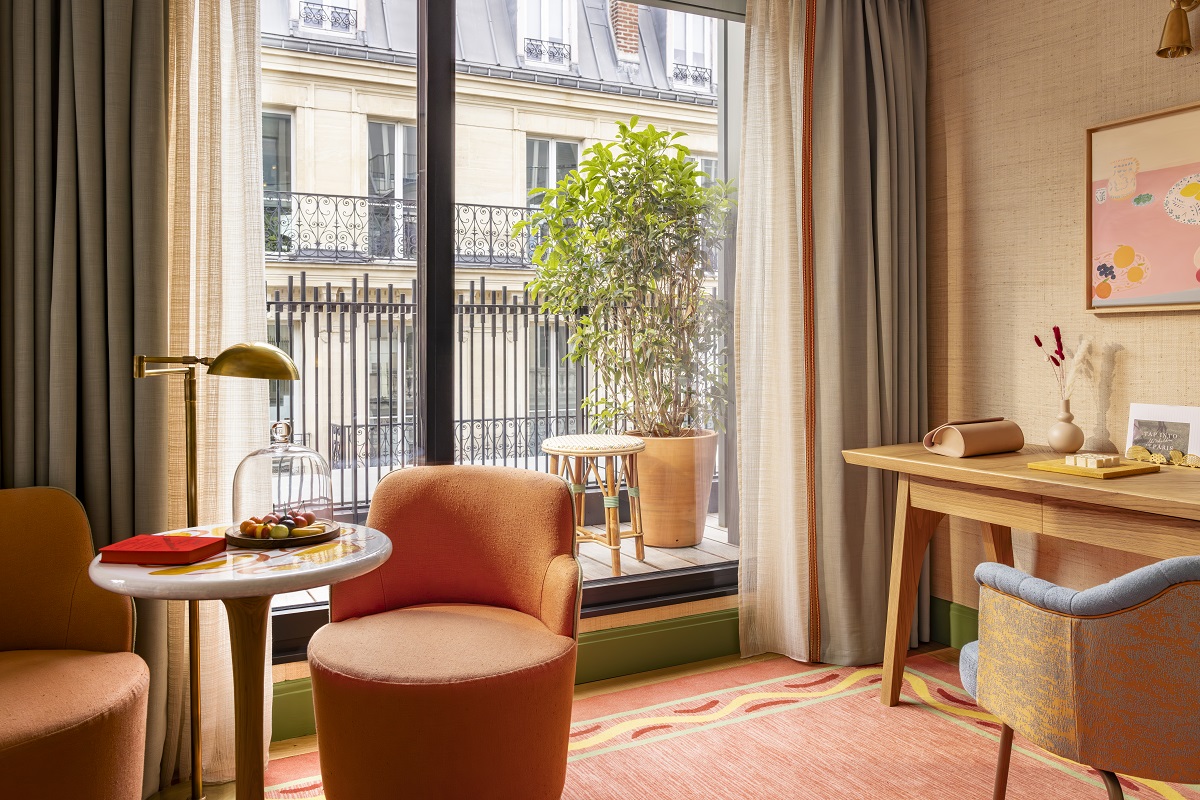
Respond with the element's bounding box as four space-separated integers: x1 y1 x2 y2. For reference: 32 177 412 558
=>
260 0 716 106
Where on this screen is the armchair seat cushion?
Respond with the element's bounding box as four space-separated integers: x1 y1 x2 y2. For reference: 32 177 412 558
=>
308 603 577 800
0 650 149 799
959 640 979 699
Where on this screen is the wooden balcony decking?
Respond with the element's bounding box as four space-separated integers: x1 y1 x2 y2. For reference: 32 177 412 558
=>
576 513 736 580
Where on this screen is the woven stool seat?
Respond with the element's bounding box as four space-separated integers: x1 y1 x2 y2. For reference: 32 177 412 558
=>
541 434 645 457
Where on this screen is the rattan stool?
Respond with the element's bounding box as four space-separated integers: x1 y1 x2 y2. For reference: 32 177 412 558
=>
542 434 645 577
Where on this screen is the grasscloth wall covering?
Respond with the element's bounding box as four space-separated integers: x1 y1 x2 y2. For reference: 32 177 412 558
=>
926 0 1200 607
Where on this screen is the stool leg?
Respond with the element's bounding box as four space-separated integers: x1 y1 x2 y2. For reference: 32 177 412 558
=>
604 455 621 576
627 454 645 561
569 456 586 530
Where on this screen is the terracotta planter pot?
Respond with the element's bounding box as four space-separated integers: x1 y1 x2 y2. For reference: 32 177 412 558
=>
632 429 717 548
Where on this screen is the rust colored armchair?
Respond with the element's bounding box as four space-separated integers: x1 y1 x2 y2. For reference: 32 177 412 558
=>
0 487 150 800
308 465 582 800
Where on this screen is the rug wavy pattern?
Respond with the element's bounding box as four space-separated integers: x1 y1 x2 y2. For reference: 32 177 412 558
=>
263 654 1200 799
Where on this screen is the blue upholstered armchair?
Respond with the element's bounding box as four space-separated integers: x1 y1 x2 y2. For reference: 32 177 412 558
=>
959 557 1200 800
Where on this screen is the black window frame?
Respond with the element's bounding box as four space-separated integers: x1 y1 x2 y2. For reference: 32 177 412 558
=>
269 0 744 664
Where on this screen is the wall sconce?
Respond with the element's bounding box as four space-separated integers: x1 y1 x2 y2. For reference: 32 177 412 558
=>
1158 0 1200 58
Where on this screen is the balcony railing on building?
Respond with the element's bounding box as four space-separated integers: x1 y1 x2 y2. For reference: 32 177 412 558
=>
299 2 357 34
267 272 722 522
264 192 537 268
524 38 571 66
672 63 714 91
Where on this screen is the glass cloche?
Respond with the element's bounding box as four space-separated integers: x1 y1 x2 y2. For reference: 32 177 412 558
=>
232 421 333 525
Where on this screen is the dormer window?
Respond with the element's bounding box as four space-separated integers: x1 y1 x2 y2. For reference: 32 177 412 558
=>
296 0 359 37
669 11 717 93
522 0 576 68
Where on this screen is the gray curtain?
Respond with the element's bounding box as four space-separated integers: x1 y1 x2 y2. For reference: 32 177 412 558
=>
0 0 171 795
737 0 927 666
811 0 928 664
0 0 170 546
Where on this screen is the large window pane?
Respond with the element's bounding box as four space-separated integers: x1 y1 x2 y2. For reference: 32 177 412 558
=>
262 112 291 193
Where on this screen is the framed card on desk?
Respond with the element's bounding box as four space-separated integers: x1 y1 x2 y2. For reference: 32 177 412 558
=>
1126 403 1200 459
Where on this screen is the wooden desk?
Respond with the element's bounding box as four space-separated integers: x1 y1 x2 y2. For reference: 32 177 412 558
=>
841 443 1200 707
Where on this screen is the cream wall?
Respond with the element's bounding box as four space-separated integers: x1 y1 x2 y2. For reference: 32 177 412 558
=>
926 1 1200 607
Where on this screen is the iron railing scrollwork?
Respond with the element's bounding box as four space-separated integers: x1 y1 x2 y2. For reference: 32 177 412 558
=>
672 63 714 90
299 2 356 33
265 192 535 267
525 38 571 65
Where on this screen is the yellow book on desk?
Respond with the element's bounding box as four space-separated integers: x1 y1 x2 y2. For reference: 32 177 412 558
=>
1027 458 1160 479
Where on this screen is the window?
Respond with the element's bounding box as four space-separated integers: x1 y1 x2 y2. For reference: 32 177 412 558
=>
669 11 717 92
267 322 294 426
368 122 417 259
528 325 579 417
368 321 415 422
262 112 292 194
297 1 358 37
689 154 719 187
522 0 573 66
526 137 579 204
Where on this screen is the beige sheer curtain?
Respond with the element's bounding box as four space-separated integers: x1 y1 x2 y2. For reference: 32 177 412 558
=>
737 0 929 666
152 0 272 791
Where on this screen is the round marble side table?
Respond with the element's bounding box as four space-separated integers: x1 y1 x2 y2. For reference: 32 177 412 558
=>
90 523 391 800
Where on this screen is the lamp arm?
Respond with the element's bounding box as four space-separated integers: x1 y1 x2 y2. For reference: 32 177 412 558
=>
134 354 212 379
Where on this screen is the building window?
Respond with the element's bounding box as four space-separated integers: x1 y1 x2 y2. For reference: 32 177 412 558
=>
368 321 415 422
368 121 417 260
297 1 358 37
669 11 716 92
526 137 579 203
262 112 293 194
522 0 573 67
267 322 294 425
689 154 719 187
528 325 578 417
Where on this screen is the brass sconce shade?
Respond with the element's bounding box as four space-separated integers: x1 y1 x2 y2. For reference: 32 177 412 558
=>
1159 1 1200 58
206 341 299 380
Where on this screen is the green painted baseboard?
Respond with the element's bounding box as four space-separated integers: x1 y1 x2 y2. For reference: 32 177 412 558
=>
930 596 979 650
271 608 741 742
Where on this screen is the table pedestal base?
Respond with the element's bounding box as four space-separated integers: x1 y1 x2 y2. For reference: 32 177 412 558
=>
222 595 272 800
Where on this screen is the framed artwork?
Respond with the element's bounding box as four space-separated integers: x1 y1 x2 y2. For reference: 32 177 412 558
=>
1125 403 1200 459
1087 102 1200 312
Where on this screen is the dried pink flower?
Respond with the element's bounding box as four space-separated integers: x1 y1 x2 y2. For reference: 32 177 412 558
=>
1034 335 1043 347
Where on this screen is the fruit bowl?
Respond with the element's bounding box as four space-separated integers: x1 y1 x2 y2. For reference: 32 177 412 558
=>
225 512 341 549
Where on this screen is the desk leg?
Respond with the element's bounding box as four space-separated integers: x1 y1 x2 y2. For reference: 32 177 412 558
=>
222 595 272 800
980 522 1015 567
882 474 944 706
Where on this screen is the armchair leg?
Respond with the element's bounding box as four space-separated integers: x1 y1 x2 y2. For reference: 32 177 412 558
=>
1098 770 1124 800
993 723 1014 800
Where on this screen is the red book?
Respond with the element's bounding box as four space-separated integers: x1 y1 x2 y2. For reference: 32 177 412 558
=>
99 534 226 565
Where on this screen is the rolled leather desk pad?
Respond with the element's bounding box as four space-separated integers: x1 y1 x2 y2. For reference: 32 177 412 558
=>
922 417 1025 458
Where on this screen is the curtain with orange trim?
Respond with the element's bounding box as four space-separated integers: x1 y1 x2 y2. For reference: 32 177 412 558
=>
737 0 929 666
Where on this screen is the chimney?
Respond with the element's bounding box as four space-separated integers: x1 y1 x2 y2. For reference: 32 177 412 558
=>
609 1 640 66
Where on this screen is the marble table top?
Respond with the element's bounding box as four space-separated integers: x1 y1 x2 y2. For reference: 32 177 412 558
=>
89 523 391 600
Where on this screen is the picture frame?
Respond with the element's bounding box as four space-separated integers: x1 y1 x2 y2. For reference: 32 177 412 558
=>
1086 102 1200 313
1125 403 1200 459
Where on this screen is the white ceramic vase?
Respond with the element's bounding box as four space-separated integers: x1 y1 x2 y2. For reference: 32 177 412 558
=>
1048 398 1085 454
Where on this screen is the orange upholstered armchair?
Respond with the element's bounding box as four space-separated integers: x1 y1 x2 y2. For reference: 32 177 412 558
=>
0 487 150 800
308 465 582 800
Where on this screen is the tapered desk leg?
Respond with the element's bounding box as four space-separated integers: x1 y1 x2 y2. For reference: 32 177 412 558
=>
222 595 272 800
980 522 1015 567
881 474 944 706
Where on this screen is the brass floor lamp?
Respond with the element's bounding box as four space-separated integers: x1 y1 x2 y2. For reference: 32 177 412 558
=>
135 342 299 800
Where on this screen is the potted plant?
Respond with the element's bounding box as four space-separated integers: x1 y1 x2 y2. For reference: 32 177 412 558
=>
519 118 734 547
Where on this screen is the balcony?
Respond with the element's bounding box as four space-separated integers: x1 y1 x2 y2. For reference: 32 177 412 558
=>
672 63 714 92
264 191 536 268
266 271 732 582
524 38 572 66
298 1 357 34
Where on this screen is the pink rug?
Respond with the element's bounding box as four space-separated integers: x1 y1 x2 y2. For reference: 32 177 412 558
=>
264 653 1200 799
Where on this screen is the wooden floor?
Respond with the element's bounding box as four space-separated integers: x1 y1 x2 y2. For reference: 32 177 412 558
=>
576 513 738 580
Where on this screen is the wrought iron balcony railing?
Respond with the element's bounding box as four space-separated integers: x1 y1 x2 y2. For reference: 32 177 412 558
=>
672 63 714 91
264 191 539 267
524 38 572 65
299 2 357 34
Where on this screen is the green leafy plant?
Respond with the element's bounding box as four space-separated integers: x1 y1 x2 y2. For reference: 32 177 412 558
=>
518 118 734 437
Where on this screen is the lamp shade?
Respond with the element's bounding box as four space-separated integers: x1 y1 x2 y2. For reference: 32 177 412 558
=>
1158 5 1194 58
207 341 299 380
